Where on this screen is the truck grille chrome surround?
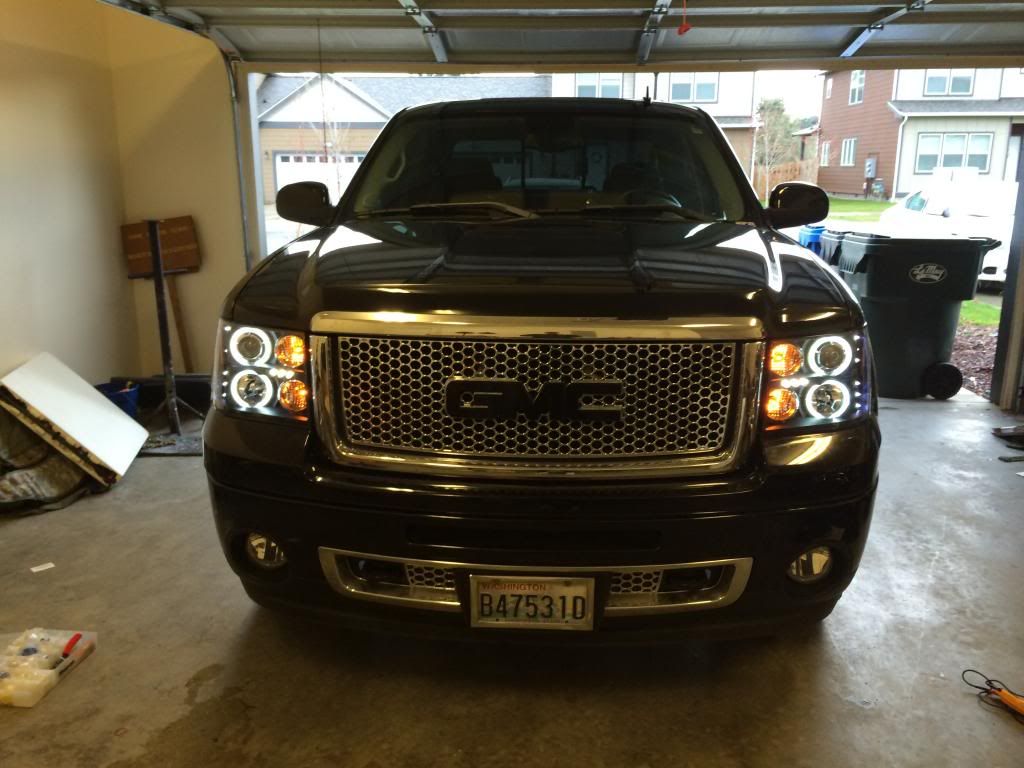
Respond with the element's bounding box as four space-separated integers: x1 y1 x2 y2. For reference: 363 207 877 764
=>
319 548 754 616
310 312 764 479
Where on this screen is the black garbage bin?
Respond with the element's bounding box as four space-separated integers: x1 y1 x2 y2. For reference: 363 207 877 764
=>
825 231 1000 399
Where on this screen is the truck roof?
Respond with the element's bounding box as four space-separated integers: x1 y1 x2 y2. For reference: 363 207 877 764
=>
397 97 705 120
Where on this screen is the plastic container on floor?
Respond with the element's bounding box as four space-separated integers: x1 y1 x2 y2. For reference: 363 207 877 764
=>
826 231 1000 399
95 381 140 419
797 224 826 256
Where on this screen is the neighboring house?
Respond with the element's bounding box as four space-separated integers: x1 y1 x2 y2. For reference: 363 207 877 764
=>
552 72 758 173
818 68 1024 199
818 70 902 198
255 74 552 203
793 123 819 164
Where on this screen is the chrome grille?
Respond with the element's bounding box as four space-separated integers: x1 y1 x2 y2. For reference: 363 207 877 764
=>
609 570 664 594
336 336 736 460
405 564 457 590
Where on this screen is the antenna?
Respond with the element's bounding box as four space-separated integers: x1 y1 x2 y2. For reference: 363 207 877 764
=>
643 86 652 106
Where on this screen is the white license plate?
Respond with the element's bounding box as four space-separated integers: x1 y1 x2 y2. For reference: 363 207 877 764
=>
469 575 595 631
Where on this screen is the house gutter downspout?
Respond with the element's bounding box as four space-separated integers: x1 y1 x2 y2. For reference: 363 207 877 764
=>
890 102 908 201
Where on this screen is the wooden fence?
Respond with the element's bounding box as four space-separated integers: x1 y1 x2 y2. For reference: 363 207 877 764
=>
750 160 818 201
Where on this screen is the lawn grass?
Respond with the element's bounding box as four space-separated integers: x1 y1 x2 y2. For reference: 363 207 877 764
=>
827 197 896 222
960 299 1002 326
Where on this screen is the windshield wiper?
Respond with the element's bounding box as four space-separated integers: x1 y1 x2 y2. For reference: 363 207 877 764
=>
354 202 538 220
543 205 717 223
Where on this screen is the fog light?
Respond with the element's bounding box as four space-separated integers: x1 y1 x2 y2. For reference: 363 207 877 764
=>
788 546 834 584
245 532 287 569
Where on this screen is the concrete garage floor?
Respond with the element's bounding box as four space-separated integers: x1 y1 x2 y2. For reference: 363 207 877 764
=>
2 397 1023 767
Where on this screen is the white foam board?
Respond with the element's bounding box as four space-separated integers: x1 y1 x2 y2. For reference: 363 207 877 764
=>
0 353 147 480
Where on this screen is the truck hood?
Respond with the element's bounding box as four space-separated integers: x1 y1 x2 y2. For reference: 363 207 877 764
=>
227 217 861 338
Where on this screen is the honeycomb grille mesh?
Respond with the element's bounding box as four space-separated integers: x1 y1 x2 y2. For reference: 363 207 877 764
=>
609 571 665 594
336 337 736 459
405 565 457 590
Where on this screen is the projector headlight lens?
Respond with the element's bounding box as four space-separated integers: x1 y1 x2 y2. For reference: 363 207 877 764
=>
229 327 272 366
231 370 273 409
805 381 850 420
808 336 853 376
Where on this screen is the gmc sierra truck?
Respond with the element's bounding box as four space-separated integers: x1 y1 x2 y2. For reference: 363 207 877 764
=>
203 98 880 640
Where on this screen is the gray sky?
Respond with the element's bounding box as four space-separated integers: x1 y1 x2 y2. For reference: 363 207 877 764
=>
756 71 825 120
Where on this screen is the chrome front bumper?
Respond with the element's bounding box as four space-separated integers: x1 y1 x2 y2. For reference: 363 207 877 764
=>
319 547 753 616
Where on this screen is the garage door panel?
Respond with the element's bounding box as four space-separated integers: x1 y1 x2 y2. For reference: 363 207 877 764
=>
150 2 1024 69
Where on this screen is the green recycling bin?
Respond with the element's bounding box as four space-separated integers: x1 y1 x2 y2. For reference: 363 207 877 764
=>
822 231 1001 399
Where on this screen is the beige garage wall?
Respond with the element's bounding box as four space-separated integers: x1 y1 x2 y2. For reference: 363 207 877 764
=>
0 0 137 382
103 6 247 376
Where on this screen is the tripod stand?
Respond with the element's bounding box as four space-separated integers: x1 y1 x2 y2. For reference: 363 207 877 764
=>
145 219 204 435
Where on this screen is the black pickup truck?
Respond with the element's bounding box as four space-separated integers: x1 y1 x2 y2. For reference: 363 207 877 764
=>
203 98 879 640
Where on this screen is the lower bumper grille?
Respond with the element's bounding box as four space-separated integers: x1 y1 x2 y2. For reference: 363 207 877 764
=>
321 549 752 616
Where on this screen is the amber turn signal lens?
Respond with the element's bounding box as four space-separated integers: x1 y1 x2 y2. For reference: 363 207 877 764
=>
769 342 803 377
278 379 309 413
766 388 799 422
275 335 306 368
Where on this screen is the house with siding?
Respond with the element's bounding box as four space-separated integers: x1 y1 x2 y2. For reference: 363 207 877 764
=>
817 67 1024 199
255 74 552 203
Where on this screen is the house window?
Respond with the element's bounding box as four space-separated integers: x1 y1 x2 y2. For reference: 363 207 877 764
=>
576 73 622 98
825 77 833 99
840 138 858 166
941 133 967 168
849 70 865 105
820 141 831 167
924 69 975 96
669 73 719 103
915 132 993 174
967 134 993 171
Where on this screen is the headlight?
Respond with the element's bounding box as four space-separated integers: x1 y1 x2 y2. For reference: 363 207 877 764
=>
763 331 870 430
214 321 310 420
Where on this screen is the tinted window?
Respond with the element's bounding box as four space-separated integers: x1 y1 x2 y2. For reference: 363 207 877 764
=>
349 110 749 221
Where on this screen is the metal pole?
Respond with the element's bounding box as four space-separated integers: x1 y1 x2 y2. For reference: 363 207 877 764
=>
148 220 182 435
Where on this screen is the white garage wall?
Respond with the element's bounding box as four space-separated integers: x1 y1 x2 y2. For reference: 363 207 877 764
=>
103 7 247 376
0 0 138 382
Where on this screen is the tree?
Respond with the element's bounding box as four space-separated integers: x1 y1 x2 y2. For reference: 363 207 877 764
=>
755 98 800 200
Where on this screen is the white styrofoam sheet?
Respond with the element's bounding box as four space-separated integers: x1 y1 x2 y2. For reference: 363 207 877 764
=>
0 353 147 479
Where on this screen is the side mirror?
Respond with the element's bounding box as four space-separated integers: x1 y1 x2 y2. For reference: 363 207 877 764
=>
276 181 335 226
765 182 829 230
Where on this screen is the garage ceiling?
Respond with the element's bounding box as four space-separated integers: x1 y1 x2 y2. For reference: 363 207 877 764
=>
109 1 1024 72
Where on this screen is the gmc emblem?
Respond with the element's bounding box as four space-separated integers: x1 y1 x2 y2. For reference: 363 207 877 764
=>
444 378 624 422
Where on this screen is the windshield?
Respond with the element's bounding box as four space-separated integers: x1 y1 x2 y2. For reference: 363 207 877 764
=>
347 109 751 221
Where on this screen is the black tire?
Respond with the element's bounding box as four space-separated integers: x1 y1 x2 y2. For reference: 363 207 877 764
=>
923 362 962 400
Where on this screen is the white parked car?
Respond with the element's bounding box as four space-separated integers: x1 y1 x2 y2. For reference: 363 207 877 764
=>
878 175 1017 290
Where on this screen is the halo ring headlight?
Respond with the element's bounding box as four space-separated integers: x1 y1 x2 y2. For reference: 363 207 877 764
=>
805 380 851 420
230 369 273 409
807 336 853 377
229 327 273 366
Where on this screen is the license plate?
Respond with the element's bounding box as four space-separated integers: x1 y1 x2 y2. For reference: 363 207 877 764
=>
469 575 595 631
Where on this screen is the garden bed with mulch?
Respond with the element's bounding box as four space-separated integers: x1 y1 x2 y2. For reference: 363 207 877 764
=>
951 322 999 398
